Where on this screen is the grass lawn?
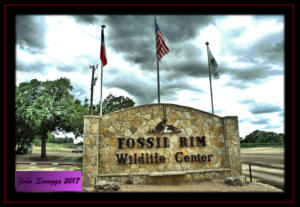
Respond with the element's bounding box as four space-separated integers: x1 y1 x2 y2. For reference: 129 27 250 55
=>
74 165 83 171
240 143 283 148
32 143 75 153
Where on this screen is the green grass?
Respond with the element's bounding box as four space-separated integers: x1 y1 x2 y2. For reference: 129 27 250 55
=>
32 143 74 152
240 143 284 148
74 165 83 171
32 142 83 153
33 146 72 152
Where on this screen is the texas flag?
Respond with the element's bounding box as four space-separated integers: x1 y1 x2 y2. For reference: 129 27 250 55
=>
100 28 107 66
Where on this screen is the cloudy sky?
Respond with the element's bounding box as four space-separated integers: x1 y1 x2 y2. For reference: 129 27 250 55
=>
15 15 284 139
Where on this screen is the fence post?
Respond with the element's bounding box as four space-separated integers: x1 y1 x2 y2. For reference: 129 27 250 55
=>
249 164 253 182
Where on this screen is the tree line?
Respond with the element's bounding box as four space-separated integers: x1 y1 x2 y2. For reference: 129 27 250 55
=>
241 130 284 145
16 78 135 157
32 133 75 146
47 136 74 144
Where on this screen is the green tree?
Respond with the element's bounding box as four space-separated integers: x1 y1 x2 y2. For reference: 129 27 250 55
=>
15 116 35 154
16 87 39 154
99 93 135 115
242 130 284 144
46 132 56 143
16 78 86 158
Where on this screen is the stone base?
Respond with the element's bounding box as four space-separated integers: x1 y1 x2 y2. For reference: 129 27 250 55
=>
95 180 120 191
225 175 246 186
97 168 231 185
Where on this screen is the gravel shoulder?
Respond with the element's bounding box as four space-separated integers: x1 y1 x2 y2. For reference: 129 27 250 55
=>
84 181 283 192
120 182 283 192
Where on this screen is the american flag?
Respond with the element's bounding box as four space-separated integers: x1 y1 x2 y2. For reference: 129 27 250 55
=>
155 17 169 61
100 27 107 67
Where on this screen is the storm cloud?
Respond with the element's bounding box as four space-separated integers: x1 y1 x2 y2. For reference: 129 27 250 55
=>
73 15 99 24
223 65 283 89
105 71 205 105
227 67 282 81
250 117 270 125
231 33 284 65
158 15 214 43
16 60 48 74
16 15 47 50
163 61 210 81
249 103 282 114
161 78 205 102
238 99 282 114
213 15 284 88
102 15 215 71
105 74 157 104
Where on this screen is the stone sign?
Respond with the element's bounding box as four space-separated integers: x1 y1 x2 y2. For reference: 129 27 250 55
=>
83 104 241 187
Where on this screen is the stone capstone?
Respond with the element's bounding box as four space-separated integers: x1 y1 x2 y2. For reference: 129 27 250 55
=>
224 175 246 186
95 180 120 192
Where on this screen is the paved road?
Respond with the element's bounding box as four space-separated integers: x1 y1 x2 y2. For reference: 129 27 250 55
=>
241 147 284 166
242 164 284 190
16 151 82 162
16 164 78 171
241 148 284 190
241 153 284 168
16 151 82 171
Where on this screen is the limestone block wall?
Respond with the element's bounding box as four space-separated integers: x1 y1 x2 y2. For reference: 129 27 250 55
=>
223 116 242 176
83 104 241 187
82 116 100 187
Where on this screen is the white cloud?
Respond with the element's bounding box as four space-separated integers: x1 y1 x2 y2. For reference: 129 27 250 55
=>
234 17 283 47
52 131 83 144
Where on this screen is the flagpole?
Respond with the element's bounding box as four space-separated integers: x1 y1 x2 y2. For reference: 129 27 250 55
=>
100 62 103 116
155 16 169 104
90 65 95 115
156 56 160 104
206 42 214 114
100 25 106 116
155 16 160 104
